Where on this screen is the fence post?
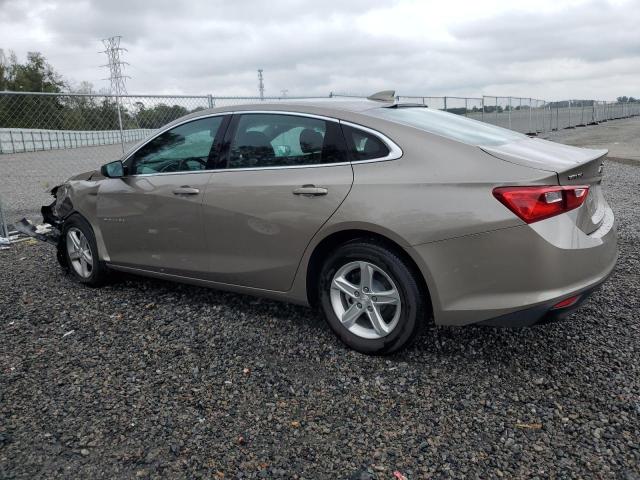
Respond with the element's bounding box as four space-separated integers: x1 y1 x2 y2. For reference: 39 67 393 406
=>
495 97 498 124
508 97 512 129
115 94 125 154
464 98 468 117
528 98 533 134
207 94 214 109
568 100 572 127
481 97 484 121
444 96 447 111
0 195 9 245
9 130 15 154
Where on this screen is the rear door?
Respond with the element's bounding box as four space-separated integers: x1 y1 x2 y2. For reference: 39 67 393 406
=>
97 114 229 274
201 112 353 291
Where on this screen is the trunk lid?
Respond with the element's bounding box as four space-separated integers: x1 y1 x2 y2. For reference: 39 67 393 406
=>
481 137 608 234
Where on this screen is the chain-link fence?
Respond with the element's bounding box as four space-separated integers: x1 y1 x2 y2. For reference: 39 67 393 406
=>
334 94 640 135
1 90 639 239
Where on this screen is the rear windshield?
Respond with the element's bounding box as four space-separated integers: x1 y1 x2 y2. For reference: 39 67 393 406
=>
367 107 526 146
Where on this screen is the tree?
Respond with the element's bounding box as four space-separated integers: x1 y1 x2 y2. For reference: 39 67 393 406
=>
1 51 65 92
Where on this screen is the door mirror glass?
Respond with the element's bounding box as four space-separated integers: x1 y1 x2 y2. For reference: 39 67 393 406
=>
101 160 124 178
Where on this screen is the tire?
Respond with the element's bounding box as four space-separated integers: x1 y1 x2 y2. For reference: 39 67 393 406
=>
61 214 109 287
318 239 427 355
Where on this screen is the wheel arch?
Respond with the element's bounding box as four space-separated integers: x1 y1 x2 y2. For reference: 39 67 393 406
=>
304 227 435 318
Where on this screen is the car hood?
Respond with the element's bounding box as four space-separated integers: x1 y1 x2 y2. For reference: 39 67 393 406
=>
480 137 607 173
67 169 99 182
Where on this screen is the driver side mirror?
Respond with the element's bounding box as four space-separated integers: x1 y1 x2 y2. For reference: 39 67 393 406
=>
101 160 125 178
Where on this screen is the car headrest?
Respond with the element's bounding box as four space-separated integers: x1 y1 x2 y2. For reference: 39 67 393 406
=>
237 130 271 148
299 129 324 154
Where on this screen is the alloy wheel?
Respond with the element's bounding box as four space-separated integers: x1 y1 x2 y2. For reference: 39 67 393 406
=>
330 260 402 339
66 227 94 278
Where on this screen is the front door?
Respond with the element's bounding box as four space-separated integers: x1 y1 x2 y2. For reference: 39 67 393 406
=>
97 114 228 275
202 112 353 291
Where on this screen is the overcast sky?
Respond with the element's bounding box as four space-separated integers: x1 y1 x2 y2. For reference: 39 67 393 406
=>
1 0 638 100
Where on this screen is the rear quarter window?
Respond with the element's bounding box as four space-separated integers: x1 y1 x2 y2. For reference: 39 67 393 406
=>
342 125 390 161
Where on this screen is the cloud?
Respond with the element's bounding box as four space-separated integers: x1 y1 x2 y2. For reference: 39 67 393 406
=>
0 0 638 99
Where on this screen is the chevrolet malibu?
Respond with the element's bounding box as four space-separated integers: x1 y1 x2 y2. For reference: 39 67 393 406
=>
22 91 618 354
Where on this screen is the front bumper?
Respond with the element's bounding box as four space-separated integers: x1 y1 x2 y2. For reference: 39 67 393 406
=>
411 206 618 327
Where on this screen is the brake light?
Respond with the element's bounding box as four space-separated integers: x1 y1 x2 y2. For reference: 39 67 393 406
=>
493 185 589 224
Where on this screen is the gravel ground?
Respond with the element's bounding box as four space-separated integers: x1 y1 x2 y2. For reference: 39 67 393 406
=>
542 116 640 162
1 164 639 477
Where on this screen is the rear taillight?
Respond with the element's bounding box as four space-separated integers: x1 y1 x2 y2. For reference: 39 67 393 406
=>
493 185 589 224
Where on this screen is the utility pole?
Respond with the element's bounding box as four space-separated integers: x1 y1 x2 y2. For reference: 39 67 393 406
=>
257 69 264 100
101 36 130 153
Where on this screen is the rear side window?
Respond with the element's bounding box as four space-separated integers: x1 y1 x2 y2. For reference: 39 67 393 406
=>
129 116 224 174
227 114 346 169
342 125 390 161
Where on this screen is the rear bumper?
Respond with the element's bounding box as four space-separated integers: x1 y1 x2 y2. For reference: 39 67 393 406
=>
411 206 618 327
478 276 608 327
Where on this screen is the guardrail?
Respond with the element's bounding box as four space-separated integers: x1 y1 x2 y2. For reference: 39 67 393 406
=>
0 127 156 154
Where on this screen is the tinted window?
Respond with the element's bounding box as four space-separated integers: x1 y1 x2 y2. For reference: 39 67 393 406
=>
367 107 526 146
228 114 346 169
342 125 390 161
129 116 223 174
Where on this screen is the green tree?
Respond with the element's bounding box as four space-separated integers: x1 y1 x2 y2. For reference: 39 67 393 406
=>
1 50 65 92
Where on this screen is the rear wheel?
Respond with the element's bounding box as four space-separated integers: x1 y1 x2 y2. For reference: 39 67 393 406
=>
62 215 108 286
318 240 427 354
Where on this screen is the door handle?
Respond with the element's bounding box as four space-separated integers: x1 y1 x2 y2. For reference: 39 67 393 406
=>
172 186 200 195
293 185 328 196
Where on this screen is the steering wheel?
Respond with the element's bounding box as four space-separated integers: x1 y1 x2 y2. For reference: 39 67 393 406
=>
159 156 207 173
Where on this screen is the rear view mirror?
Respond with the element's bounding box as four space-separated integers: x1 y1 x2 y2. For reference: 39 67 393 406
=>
101 160 124 178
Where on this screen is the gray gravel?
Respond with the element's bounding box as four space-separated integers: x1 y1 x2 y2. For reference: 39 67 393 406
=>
1 164 640 478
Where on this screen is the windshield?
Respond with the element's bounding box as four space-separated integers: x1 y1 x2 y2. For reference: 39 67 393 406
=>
367 107 526 146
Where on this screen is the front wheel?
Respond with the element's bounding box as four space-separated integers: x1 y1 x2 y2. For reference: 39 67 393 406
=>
62 215 109 287
318 240 427 355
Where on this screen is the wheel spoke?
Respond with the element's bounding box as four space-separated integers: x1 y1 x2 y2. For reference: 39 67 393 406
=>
81 249 92 263
80 257 88 277
367 305 390 337
341 303 363 328
332 276 359 299
359 262 374 292
69 250 81 260
372 288 400 305
69 231 81 250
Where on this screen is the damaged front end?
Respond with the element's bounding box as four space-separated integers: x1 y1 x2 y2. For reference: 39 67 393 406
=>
15 184 70 249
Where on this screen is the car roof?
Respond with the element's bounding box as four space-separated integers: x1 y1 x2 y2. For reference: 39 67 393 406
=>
179 97 393 120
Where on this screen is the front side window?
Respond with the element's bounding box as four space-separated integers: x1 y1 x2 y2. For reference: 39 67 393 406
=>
342 125 390 161
227 114 346 169
129 116 224 174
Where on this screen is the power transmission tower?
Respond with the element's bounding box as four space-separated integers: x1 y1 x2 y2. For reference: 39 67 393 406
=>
101 36 130 153
257 69 264 100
